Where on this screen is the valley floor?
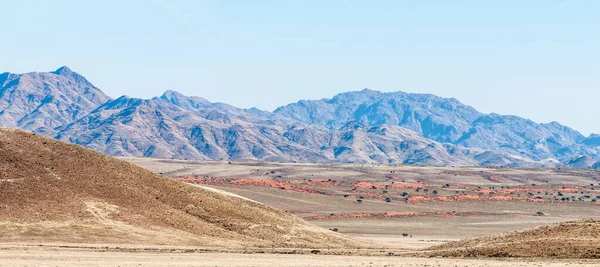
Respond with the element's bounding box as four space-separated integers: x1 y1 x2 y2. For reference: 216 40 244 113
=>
7 158 589 266
0 244 598 267
124 158 600 249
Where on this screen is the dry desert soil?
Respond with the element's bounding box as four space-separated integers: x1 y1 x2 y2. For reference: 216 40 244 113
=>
126 158 600 250
0 128 598 266
0 244 598 267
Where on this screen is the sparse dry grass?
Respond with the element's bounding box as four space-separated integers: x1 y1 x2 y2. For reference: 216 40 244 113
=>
0 128 358 248
428 219 600 258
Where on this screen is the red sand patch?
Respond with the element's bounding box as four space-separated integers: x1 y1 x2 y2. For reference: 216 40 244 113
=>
230 178 294 190
307 213 373 220
176 177 589 205
308 179 339 187
383 212 426 217
354 182 385 189
305 211 498 221
407 195 431 203
489 196 512 201
478 189 494 195
390 183 424 190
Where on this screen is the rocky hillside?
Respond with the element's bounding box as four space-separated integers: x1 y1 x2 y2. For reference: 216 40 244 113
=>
0 128 358 248
1 67 599 167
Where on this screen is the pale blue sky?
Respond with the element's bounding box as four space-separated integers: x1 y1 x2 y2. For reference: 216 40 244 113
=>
1 1 599 135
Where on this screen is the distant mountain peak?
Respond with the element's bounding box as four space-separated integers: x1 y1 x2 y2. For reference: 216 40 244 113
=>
159 90 194 100
160 89 180 98
0 66 111 135
52 66 74 76
50 66 94 86
157 90 212 110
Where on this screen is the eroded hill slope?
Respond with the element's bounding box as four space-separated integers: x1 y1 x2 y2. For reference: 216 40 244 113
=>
0 128 357 248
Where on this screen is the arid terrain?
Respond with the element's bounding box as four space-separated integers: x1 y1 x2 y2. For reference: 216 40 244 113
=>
0 128 598 266
0 244 599 267
126 158 600 250
429 219 600 258
0 128 357 248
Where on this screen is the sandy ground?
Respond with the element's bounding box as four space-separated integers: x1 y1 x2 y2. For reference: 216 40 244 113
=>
120 158 600 250
0 246 598 267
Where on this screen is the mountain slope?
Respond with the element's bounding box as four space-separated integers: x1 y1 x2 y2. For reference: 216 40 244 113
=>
57 95 325 161
275 89 599 165
454 114 593 161
274 89 482 143
0 67 111 135
0 128 358 248
1 67 599 167
57 94 476 165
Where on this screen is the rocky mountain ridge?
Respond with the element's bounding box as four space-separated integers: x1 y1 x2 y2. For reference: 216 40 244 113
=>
0 67 111 135
1 67 599 168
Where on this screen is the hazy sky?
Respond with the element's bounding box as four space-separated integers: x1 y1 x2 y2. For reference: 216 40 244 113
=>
1 1 599 135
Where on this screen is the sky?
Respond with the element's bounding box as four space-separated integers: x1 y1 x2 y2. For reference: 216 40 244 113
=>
1 1 599 135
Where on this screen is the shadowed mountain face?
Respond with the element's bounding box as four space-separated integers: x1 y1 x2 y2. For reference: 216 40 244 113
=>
1 67 599 167
56 95 476 165
274 89 482 143
0 67 111 135
275 90 599 165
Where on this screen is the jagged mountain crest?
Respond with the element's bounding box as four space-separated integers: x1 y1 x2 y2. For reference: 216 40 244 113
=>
274 88 482 143
0 67 111 135
1 67 599 167
158 89 211 110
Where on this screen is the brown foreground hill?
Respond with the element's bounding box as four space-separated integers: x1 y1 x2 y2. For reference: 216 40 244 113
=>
0 128 358 248
429 219 600 258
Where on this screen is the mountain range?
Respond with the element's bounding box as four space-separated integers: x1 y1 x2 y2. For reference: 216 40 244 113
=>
1 67 599 168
